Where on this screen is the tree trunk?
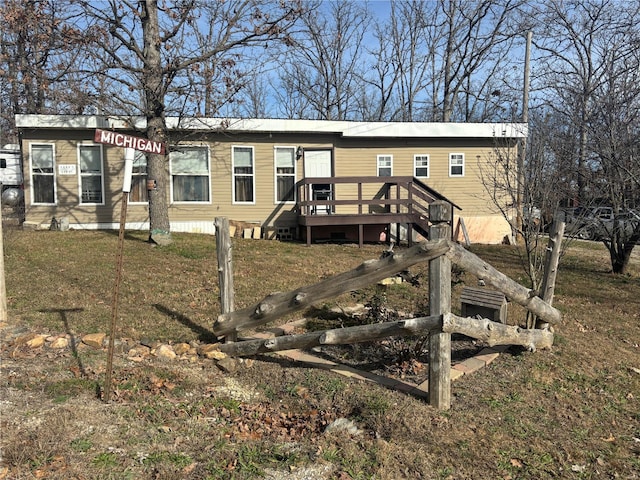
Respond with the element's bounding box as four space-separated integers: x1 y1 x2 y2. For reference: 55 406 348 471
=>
536 220 565 329
140 0 172 245
609 230 640 274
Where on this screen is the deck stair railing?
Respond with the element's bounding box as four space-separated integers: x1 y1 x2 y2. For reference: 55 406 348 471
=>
296 176 457 238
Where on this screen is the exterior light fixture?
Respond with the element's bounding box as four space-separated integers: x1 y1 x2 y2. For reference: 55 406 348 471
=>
296 146 304 159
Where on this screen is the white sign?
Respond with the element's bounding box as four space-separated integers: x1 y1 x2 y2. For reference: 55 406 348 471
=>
58 164 77 175
94 129 166 155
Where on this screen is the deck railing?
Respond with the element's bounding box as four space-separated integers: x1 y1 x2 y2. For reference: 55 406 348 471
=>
296 176 446 220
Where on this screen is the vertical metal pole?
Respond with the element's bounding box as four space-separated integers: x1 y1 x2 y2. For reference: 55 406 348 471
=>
104 148 134 402
0 183 6 322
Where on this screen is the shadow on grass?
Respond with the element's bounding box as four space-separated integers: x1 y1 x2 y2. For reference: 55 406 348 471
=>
38 308 86 375
153 304 218 343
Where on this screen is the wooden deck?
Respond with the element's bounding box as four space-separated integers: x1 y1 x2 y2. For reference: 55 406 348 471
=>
296 176 459 246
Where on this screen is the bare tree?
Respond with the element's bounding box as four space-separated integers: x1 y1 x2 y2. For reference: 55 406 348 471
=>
584 26 640 273
77 0 301 244
276 0 370 120
0 0 96 143
434 0 522 122
530 0 640 273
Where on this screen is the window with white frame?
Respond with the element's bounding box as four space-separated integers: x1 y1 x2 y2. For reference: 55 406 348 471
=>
30 143 56 204
170 146 210 202
78 144 104 204
377 154 392 176
275 146 296 203
129 151 148 203
449 153 465 177
414 154 429 178
233 146 255 203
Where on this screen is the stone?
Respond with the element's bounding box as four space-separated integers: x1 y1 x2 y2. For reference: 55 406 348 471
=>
49 337 69 349
324 418 362 436
26 335 47 349
379 276 402 285
154 344 177 360
216 357 237 373
198 344 227 360
173 343 191 356
150 231 173 246
82 333 106 349
128 345 151 358
14 332 39 345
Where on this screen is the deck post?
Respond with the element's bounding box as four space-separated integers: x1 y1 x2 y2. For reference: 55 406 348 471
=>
428 201 452 409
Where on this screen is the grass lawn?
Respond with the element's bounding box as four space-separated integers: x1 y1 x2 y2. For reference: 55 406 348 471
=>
1 228 639 479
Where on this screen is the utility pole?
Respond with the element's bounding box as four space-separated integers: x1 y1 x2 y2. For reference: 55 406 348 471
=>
516 31 532 243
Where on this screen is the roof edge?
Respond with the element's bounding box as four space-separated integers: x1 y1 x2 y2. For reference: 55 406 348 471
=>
15 115 528 139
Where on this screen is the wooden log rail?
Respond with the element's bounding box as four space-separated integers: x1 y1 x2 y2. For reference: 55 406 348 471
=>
213 238 452 336
215 313 554 357
213 239 562 337
445 242 563 326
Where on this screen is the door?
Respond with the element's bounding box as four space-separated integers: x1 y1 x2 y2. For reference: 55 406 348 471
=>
304 150 332 214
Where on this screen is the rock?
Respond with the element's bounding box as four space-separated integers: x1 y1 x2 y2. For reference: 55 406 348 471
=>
215 357 237 373
379 276 403 285
198 344 226 360
324 418 362 436
173 343 191 355
154 344 177 360
14 332 39 345
150 231 173 246
128 345 151 358
82 333 106 349
26 335 47 349
49 337 69 349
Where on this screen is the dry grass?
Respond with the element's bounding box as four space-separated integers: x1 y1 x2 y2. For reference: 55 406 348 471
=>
1 228 639 479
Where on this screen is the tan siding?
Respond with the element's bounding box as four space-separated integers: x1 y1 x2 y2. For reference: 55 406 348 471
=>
19 127 518 241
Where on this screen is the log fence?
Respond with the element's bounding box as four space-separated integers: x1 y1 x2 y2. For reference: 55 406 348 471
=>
213 204 563 410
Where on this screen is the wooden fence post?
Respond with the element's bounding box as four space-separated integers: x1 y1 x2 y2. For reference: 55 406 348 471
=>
215 217 236 342
536 219 565 330
429 201 452 409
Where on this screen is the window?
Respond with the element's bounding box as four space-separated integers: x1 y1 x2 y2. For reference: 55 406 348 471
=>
129 151 148 203
449 153 465 177
30 144 55 204
233 146 255 203
414 154 429 178
78 144 104 204
275 146 296 203
377 155 392 176
170 146 210 202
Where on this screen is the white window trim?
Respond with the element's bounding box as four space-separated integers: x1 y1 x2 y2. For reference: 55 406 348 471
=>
169 145 212 204
129 151 149 205
77 143 105 205
29 143 57 206
232 145 256 205
377 154 393 176
449 152 465 177
414 154 430 178
274 146 297 204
